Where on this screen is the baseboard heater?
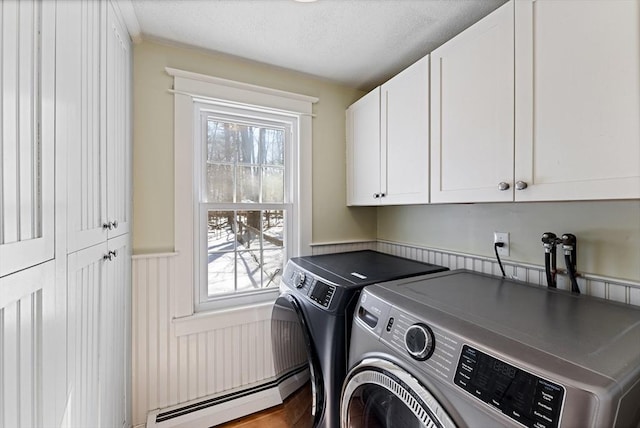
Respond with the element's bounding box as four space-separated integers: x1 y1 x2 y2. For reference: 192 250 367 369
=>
146 364 309 428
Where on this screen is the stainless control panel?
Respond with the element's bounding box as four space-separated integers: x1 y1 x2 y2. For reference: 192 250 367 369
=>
455 345 564 428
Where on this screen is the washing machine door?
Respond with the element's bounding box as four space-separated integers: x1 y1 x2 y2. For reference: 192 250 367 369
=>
341 358 457 428
271 293 323 426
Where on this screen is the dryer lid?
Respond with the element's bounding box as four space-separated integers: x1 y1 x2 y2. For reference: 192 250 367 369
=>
376 270 640 380
290 250 447 289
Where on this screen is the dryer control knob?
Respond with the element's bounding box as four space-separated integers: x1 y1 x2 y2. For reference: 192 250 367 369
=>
293 271 306 289
404 324 435 361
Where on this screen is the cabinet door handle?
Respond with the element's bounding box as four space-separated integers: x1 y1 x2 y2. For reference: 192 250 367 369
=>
497 182 510 191
373 193 379 199
103 253 113 261
380 193 386 198
103 221 119 230
515 181 528 190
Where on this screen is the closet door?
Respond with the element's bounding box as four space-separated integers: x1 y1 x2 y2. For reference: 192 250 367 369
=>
105 1 132 239
514 0 640 201
0 0 55 277
64 0 109 253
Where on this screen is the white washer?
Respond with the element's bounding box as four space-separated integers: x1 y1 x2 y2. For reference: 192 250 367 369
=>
342 270 640 428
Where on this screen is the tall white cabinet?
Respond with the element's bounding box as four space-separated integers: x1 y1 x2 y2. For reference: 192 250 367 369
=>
347 55 430 206
59 0 133 427
1 1 133 427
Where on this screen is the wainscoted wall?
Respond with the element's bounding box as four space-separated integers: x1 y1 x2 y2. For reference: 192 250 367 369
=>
375 240 640 306
132 241 640 426
132 253 275 427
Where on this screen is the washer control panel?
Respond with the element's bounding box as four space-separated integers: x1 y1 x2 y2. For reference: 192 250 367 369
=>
308 280 336 308
455 345 564 428
282 263 336 309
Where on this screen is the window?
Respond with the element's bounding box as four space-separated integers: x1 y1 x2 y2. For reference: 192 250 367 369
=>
169 67 315 316
196 107 295 308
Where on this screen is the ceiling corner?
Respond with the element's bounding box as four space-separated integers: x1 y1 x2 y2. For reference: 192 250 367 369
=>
115 0 143 43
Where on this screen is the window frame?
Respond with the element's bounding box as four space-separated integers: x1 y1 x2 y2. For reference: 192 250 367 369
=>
194 104 297 310
169 67 316 316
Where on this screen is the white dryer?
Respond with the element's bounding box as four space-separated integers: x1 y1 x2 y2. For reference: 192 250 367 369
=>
342 270 640 427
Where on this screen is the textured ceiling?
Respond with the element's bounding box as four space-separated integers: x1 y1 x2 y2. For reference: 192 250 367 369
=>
131 0 508 90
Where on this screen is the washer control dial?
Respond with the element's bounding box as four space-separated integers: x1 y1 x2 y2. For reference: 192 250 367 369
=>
293 271 306 289
404 324 435 361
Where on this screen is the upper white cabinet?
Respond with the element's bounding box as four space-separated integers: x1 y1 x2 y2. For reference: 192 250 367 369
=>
65 0 132 253
430 1 515 203
0 0 55 277
347 55 430 206
382 56 430 205
347 88 381 205
514 0 640 201
431 0 640 203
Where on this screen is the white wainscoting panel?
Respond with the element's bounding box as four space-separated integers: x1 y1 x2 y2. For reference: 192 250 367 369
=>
311 240 640 306
132 253 276 427
310 240 376 255
373 240 640 305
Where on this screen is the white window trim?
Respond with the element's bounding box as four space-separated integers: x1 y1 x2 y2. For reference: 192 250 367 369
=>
169 67 317 318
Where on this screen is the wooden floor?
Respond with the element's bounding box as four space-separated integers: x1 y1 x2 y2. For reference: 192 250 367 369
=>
215 384 313 428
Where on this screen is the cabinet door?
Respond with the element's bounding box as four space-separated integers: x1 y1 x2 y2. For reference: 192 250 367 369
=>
66 235 130 428
64 0 109 253
514 0 640 201
381 55 430 205
347 88 381 206
66 242 109 428
99 234 131 428
0 261 57 428
430 1 514 203
0 0 55 277
105 2 132 239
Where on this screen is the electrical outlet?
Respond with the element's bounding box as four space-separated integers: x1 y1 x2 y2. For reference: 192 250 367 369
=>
494 232 510 256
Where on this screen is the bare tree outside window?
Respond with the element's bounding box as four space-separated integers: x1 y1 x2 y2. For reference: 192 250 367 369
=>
204 117 287 297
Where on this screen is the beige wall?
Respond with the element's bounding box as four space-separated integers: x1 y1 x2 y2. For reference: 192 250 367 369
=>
133 41 640 283
378 201 640 282
132 40 376 253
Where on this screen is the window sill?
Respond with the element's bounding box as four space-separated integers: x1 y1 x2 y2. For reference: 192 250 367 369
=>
172 300 276 337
